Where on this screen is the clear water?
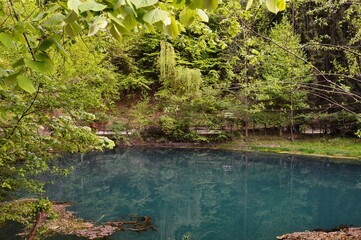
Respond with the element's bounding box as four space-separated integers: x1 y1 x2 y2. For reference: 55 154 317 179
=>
4 148 361 240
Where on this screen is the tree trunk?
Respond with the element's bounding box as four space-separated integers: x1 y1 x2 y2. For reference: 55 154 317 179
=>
28 210 46 240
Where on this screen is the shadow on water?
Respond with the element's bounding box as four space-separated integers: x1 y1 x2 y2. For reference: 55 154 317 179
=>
3 148 361 240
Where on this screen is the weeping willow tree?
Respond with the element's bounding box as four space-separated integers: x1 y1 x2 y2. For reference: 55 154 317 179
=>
159 41 202 96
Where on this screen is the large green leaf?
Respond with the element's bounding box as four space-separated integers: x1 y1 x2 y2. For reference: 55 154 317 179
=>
265 0 285 13
179 7 196 27
164 16 179 39
196 9 208 22
129 0 158 9
67 0 81 14
0 32 15 48
5 71 23 87
88 16 108 36
79 0 107 12
143 8 168 24
108 12 129 33
64 22 82 38
24 58 54 74
109 23 122 41
121 8 138 30
38 38 55 51
65 10 78 23
277 0 286 11
204 0 218 10
189 0 202 9
16 75 36 94
43 13 66 28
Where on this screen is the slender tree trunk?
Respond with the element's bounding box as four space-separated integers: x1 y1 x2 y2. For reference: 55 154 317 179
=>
28 211 46 240
290 91 294 141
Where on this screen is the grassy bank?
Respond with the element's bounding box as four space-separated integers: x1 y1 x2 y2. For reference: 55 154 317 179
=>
219 136 361 160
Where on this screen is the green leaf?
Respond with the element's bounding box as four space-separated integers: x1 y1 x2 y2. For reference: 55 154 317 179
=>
64 22 82 38
5 71 23 87
108 12 129 33
65 10 78 23
24 58 54 74
173 0 185 9
204 0 218 10
277 0 286 11
265 0 278 14
12 58 25 68
196 9 208 22
122 9 138 30
0 32 15 48
38 38 55 51
67 0 81 14
189 0 203 9
129 0 158 9
143 8 168 24
179 7 196 27
246 0 253 10
109 23 122 41
88 16 108 36
79 0 107 12
16 75 36 94
164 16 179 39
43 13 66 27
53 39 69 57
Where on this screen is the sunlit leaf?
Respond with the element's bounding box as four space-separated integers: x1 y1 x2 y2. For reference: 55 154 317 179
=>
266 0 278 14
179 7 196 27
88 16 108 36
0 32 15 48
164 16 179 39
143 8 168 24
17 75 36 94
196 9 208 22
67 0 81 14
79 0 107 12
246 0 253 10
277 0 286 11
129 0 158 9
108 12 129 33
122 9 138 30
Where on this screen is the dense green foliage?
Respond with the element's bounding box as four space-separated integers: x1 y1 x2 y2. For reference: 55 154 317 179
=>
0 0 361 235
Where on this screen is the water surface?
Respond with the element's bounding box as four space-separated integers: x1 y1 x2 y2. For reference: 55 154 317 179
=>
40 149 361 239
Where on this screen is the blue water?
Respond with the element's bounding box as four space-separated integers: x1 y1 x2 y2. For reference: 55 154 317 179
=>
4 148 361 239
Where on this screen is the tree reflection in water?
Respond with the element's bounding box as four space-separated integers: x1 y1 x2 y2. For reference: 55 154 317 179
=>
44 148 361 240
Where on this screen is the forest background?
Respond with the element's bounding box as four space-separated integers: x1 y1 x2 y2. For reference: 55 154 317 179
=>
0 0 361 226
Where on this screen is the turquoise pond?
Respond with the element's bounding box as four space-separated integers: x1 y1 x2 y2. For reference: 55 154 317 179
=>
2 148 361 239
